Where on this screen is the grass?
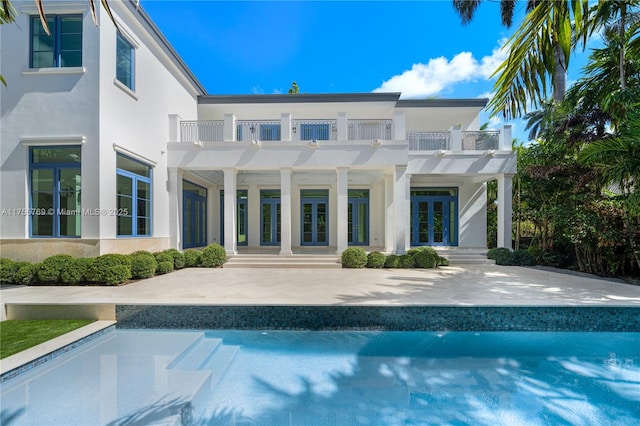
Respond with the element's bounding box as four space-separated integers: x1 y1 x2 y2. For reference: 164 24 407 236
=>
0 319 94 359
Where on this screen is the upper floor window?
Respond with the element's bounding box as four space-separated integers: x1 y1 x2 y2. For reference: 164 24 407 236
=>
116 33 135 90
30 15 82 68
116 154 151 237
30 146 82 237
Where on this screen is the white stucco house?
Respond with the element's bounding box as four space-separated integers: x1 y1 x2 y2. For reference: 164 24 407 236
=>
0 0 516 262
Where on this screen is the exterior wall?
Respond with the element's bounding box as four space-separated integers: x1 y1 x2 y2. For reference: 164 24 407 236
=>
0 1 201 261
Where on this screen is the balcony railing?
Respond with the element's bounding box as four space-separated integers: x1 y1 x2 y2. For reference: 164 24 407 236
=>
236 120 281 142
292 120 337 141
462 131 500 150
348 120 393 140
180 120 223 142
407 131 450 150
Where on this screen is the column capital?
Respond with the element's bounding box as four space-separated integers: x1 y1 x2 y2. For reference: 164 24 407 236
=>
336 166 350 173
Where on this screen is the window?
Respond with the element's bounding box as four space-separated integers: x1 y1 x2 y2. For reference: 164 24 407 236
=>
30 147 81 237
116 33 135 90
30 15 82 68
116 154 151 237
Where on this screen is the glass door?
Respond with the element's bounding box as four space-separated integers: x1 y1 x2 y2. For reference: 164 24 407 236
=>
410 188 458 246
261 190 281 245
301 190 328 246
348 189 369 245
219 190 248 246
183 181 207 249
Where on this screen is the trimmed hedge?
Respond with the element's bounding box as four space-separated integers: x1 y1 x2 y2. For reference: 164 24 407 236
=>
156 261 174 274
129 253 157 279
341 247 368 268
0 258 17 284
384 254 400 268
85 254 132 285
414 250 437 268
38 254 74 283
200 244 226 268
61 257 94 285
366 251 386 268
15 262 38 285
183 249 202 267
163 249 186 270
487 247 537 266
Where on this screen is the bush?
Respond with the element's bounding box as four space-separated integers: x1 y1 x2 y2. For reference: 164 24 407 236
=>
398 254 415 268
61 257 94 285
510 249 537 266
384 254 400 268
438 256 450 267
487 247 513 265
414 250 437 268
156 261 174 274
85 254 132 285
163 249 186 270
0 258 17 284
366 251 386 268
38 254 75 283
14 262 37 285
200 244 226 268
129 253 157 279
154 252 173 265
341 247 367 268
183 249 202 267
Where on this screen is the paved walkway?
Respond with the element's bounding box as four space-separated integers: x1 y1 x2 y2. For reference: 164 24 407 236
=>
2 265 639 310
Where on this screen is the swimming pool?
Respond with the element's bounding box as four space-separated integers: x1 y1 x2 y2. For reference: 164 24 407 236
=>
1 329 639 425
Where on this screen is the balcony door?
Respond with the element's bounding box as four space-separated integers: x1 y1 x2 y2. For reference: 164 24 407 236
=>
301 190 328 246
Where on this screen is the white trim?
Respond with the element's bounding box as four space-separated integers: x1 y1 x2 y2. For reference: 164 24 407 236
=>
22 67 86 76
113 78 138 100
113 144 157 167
20 136 86 146
117 26 140 49
20 3 86 14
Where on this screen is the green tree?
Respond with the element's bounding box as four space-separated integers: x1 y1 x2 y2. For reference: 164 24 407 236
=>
288 81 299 94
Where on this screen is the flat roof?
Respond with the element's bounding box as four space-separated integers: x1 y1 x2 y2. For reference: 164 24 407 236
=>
396 99 489 108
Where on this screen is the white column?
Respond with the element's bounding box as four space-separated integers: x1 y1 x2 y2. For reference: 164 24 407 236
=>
167 168 182 249
280 168 293 255
168 114 182 142
281 113 292 142
384 173 394 253
337 112 348 141
223 168 237 255
405 173 412 251
223 114 236 142
450 125 462 150
392 111 406 141
500 124 513 151
336 167 349 254
497 174 513 249
394 165 407 254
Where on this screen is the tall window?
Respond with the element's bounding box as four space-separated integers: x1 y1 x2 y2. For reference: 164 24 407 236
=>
30 15 82 68
116 154 151 237
116 33 135 90
30 147 81 237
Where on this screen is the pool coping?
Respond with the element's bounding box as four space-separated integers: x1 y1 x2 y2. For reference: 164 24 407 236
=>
0 320 116 382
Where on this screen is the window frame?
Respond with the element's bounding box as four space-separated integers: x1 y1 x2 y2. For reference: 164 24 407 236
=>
29 146 82 238
29 14 83 69
116 154 152 237
115 32 135 91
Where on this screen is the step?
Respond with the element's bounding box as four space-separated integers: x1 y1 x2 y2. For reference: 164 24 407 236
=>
169 337 223 370
225 254 342 269
200 344 241 388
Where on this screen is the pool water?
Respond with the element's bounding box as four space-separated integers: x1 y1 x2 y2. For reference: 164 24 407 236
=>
1 330 639 425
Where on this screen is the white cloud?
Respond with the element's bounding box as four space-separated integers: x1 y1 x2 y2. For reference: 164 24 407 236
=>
374 40 507 99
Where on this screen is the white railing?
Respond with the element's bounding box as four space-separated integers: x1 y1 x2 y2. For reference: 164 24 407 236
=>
236 120 281 142
407 131 450 150
462 131 500 150
180 120 224 142
348 120 393 140
291 120 337 141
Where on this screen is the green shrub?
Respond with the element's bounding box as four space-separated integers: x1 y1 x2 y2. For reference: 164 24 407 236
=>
61 257 94 285
487 247 513 265
438 256 450 267
183 249 202 267
510 249 536 266
414 250 437 268
384 254 400 268
131 250 153 257
129 253 157 279
15 262 37 285
156 261 174 274
200 244 226 268
366 251 386 268
341 247 367 268
406 248 422 256
37 254 74 283
163 248 186 269
85 254 132 284
0 258 17 284
398 254 415 268
154 252 173 265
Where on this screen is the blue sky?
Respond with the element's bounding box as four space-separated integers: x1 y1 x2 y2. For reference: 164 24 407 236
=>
141 0 598 143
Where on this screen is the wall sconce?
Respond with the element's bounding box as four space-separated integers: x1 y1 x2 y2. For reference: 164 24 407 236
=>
292 126 297 134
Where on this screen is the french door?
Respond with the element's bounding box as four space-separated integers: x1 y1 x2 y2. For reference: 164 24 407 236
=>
301 190 328 246
411 189 458 246
261 190 281 245
183 181 207 249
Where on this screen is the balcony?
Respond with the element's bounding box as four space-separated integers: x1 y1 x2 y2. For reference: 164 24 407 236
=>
407 128 505 152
